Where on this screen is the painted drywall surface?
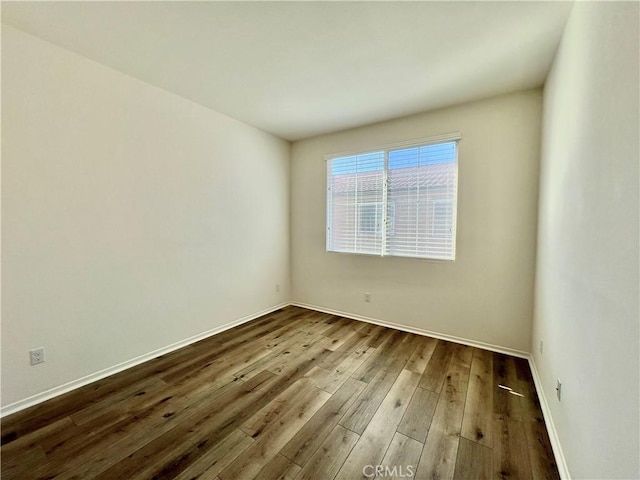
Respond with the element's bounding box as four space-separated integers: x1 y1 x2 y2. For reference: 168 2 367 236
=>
1 26 291 407
533 2 639 478
291 90 542 352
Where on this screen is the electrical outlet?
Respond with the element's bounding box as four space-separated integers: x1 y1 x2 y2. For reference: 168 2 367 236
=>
30 347 45 365
275 284 280 292
364 292 371 303
539 338 544 355
556 378 562 401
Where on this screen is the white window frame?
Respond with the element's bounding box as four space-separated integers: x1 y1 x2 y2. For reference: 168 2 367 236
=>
325 132 460 261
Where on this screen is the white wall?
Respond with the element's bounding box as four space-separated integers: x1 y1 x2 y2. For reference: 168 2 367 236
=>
533 2 639 478
1 26 291 408
291 90 542 353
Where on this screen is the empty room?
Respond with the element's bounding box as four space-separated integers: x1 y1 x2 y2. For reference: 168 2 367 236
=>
1 1 638 479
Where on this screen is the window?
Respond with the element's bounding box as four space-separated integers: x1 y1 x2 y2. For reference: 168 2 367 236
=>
326 134 459 260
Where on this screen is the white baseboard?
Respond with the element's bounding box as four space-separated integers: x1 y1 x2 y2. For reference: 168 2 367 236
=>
527 355 571 479
290 301 530 358
0 302 289 418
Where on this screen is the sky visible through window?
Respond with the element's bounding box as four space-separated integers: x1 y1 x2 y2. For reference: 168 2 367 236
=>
330 141 456 175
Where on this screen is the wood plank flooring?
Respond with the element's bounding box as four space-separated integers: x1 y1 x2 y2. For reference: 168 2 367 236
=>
1 306 560 480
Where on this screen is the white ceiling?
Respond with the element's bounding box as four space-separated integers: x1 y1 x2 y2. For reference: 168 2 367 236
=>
2 1 574 141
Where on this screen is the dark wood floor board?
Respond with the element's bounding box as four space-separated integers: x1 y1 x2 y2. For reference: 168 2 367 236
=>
177 374 247 407
261 325 312 350
513 356 535 383
173 429 255 480
405 335 438 374
418 339 456 393
268 346 334 381
334 369 421 480
35 369 251 477
323 317 362 339
205 306 305 347
0 442 47 480
266 338 332 376
0 369 156 442
366 325 394 348
90 373 281 480
254 454 302 480
377 432 423 480
1 307 559 480
461 347 494 447
400 332 427 354
415 431 460 479
298 310 334 322
317 346 376 394
60 401 187 471
158 339 259 389
263 351 334 393
43 408 132 459
179 371 282 443
233 349 283 381
183 360 334 476
50 393 188 464
234 331 328 381
453 437 493 480
99 431 197 480
301 365 331 384
451 343 474 368
414 356 471 480
157 312 286 367
218 387 331 480
56 374 252 478
318 331 371 371
295 316 335 337
358 322 384 338
324 314 345 325
493 415 532 480
156 319 293 383
518 376 560 480
40 395 193 480
293 425 359 480
351 329 408 383
397 386 439 443
70 374 168 425
280 377 366 467
241 377 317 439
102 375 196 417
160 337 274 385
0 415 75 458
340 337 420 434
492 352 523 422
317 330 359 352
349 333 378 353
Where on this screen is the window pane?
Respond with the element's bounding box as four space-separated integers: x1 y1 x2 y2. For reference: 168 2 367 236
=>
327 151 384 255
386 142 457 259
326 138 457 260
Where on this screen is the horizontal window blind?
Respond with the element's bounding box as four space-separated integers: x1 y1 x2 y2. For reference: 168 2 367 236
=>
326 151 385 254
326 136 458 260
